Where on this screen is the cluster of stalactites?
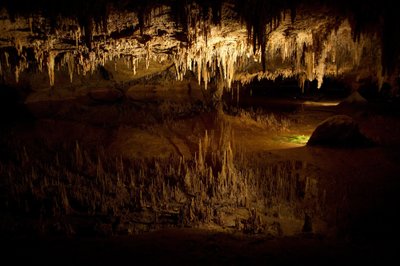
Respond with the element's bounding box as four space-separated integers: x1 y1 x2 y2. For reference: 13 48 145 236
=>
173 30 254 91
0 6 176 86
252 13 381 91
172 2 257 91
0 37 108 86
190 11 381 91
0 3 256 91
0 5 385 92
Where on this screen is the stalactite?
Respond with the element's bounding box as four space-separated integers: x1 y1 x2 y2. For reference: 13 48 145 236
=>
304 51 314 82
173 28 253 91
14 53 28 83
315 47 328 89
47 51 56 87
33 41 44 73
63 52 75 83
0 2 393 92
298 77 306 95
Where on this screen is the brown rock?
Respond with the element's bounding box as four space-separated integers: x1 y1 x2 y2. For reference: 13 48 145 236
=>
307 115 372 147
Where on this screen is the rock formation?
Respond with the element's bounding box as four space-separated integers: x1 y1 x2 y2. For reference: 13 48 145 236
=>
307 115 372 147
0 0 398 98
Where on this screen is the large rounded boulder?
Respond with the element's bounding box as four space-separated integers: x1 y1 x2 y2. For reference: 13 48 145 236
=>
307 115 372 147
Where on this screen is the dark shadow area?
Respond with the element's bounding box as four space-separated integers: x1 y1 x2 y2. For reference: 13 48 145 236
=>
0 84 33 125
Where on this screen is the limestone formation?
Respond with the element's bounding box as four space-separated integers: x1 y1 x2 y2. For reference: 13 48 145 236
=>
0 1 397 96
307 115 372 147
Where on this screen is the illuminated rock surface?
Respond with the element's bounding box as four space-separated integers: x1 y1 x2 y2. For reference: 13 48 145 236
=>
0 0 398 97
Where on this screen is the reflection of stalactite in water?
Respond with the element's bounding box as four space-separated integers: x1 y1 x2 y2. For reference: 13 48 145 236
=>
2 120 326 235
99 65 112 80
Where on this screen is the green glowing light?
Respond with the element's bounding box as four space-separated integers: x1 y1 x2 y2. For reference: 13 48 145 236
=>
284 135 310 145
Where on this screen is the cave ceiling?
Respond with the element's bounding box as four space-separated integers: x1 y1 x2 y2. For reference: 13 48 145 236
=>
0 0 399 93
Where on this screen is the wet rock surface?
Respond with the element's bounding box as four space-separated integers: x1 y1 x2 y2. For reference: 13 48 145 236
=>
307 115 372 147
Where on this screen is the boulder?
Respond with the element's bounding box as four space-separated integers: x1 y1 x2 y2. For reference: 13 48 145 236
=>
307 115 372 147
